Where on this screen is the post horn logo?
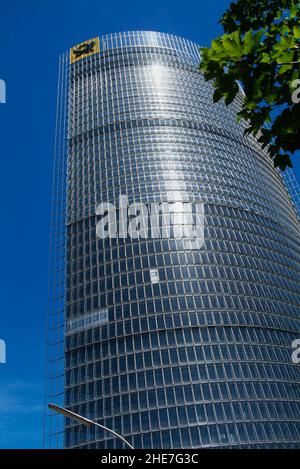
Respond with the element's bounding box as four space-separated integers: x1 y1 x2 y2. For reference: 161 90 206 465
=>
73 40 95 57
70 37 100 64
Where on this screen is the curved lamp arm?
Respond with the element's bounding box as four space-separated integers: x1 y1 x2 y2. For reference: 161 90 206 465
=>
48 403 134 449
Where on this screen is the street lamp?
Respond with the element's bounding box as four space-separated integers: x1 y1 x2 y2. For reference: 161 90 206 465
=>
48 403 134 449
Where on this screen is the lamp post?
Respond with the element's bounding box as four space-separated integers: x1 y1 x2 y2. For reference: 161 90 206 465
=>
48 403 134 449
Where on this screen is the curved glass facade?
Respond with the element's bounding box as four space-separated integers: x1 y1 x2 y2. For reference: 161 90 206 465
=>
62 31 300 448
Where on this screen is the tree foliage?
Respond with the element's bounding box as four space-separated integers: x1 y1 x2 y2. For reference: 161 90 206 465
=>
199 0 300 170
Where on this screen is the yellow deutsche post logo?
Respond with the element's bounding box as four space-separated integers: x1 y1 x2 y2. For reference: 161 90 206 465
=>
70 37 100 64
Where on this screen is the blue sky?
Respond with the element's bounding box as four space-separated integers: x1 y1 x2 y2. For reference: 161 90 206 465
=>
0 0 299 449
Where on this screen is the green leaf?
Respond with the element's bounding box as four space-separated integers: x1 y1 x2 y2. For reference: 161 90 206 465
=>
244 98 257 110
290 4 299 18
293 25 300 38
224 87 237 105
274 154 293 170
278 63 293 74
243 30 256 54
211 38 224 53
223 34 242 56
260 53 271 64
213 89 223 103
232 29 241 47
276 50 294 65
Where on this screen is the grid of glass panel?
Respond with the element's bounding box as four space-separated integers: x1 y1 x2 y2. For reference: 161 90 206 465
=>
63 31 300 448
283 169 300 219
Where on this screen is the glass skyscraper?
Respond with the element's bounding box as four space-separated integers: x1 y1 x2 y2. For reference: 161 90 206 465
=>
46 31 300 449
